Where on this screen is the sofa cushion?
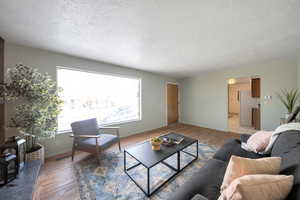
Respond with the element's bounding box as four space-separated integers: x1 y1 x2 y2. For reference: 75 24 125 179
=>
240 134 251 143
167 159 227 200
218 174 294 200
271 130 300 157
221 156 282 192
79 134 118 149
71 118 99 136
213 139 267 162
271 130 300 200
246 131 273 153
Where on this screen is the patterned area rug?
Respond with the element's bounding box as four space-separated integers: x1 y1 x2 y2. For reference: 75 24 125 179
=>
74 142 218 200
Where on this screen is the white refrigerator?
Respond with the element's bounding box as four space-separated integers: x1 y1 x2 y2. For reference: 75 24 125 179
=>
239 91 259 127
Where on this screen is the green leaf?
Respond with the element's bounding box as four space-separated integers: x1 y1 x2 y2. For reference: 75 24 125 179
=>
277 88 300 113
5 64 64 143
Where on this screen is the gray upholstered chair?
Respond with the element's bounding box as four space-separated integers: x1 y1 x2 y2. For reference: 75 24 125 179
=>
70 118 121 163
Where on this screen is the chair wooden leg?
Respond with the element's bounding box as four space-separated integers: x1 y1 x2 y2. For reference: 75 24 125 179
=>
71 141 76 161
95 138 101 164
118 140 121 152
117 129 121 152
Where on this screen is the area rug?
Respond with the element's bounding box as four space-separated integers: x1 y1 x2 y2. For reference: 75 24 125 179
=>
74 142 218 200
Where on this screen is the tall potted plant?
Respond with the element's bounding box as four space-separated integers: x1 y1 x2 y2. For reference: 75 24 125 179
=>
1 64 63 163
277 89 300 119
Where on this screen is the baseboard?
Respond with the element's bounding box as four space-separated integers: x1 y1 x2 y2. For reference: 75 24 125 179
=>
179 122 230 134
46 151 73 161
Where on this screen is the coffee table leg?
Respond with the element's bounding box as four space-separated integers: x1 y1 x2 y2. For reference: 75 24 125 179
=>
177 151 180 171
196 140 199 159
147 168 150 196
124 150 126 171
124 151 149 196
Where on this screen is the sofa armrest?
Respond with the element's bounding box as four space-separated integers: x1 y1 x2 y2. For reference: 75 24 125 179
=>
240 134 251 143
191 194 208 200
99 126 120 138
70 134 101 138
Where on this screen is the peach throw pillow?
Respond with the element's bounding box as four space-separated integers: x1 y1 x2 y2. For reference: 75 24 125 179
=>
221 156 282 192
218 174 294 200
246 131 273 153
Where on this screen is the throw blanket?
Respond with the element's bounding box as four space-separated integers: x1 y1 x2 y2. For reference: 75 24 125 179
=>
261 123 300 154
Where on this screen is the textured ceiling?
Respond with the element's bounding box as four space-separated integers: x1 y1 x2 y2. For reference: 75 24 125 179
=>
0 0 300 78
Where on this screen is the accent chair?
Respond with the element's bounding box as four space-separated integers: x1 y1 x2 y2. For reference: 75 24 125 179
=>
70 118 121 163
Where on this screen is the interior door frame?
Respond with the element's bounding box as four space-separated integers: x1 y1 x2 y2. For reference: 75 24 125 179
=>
166 82 180 126
226 76 261 133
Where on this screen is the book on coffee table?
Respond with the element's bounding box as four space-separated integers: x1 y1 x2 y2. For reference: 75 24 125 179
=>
161 134 184 145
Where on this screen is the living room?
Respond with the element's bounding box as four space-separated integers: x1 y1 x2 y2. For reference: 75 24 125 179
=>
0 1 300 200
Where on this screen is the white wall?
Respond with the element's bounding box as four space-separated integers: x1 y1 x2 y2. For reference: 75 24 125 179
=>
180 58 298 132
4 43 179 157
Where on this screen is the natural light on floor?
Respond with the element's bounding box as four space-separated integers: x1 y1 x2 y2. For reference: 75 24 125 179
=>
57 67 141 132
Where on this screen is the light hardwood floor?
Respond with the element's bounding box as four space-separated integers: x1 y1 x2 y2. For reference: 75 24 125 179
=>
37 124 240 200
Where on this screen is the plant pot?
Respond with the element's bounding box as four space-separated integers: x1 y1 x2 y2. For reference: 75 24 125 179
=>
26 143 45 164
285 113 291 119
150 140 163 151
151 144 161 151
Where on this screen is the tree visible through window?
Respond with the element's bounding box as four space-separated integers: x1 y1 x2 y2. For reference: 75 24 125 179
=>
57 68 141 131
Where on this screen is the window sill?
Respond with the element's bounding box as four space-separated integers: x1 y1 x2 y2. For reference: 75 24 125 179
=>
56 118 142 134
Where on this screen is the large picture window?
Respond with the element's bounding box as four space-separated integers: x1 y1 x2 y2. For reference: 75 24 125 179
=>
57 68 141 132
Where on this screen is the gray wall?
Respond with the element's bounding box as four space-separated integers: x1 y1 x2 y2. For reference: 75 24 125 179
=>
4 43 179 157
180 58 298 132
298 56 300 89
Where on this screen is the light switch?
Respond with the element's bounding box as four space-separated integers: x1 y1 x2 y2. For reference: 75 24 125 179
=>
263 95 272 104
264 95 272 100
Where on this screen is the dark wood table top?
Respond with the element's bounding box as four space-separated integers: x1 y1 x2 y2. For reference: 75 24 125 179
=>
125 132 197 168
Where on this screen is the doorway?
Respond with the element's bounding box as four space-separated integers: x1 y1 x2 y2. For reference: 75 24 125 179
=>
167 83 179 125
227 77 261 134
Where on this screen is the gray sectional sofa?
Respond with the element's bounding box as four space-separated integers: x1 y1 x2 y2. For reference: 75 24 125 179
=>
168 130 300 200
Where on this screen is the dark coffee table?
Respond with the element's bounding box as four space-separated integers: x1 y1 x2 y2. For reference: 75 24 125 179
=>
124 132 198 197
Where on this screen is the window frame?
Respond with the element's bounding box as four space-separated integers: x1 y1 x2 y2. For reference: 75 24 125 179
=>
56 66 142 133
